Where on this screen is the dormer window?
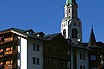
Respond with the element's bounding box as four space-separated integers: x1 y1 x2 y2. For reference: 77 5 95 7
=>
29 31 33 35
36 32 45 38
24 29 34 35
26 32 29 34
26 31 33 35
72 28 78 39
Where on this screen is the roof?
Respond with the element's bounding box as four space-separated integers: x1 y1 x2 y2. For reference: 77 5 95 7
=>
0 28 104 49
0 28 62 41
87 27 101 48
66 0 72 5
96 41 104 49
44 33 61 40
70 43 91 50
70 41 104 50
97 64 104 69
88 27 96 46
65 0 76 5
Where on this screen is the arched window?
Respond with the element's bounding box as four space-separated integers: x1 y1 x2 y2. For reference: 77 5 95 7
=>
69 9 70 13
72 28 78 39
63 29 66 38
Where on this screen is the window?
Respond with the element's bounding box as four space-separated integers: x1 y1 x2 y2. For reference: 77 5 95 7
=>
80 53 85 60
37 45 39 51
37 58 39 65
72 28 78 39
33 57 40 65
63 29 66 38
91 55 96 60
29 32 33 35
80 53 82 59
33 44 40 51
83 66 85 69
33 44 35 51
83 54 85 60
80 66 85 69
80 66 82 69
33 57 35 64
91 67 96 69
69 9 70 13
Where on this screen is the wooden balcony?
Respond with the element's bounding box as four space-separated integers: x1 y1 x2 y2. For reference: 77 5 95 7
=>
0 64 3 68
0 62 3 67
4 51 13 56
0 42 3 44
4 60 13 69
0 49 3 54
0 55 3 58
4 37 13 43
0 37 3 44
4 65 12 69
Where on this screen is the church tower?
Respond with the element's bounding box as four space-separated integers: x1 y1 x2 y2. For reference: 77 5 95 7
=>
61 0 82 43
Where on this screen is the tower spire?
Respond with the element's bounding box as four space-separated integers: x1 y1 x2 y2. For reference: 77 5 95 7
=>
88 26 96 46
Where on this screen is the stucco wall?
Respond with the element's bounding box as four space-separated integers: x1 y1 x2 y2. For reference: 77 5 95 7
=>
27 38 43 69
20 37 28 69
76 49 89 69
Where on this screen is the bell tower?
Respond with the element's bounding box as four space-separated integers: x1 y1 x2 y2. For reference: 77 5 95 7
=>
61 0 82 43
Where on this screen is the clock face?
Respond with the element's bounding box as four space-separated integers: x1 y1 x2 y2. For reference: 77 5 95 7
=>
73 22 77 26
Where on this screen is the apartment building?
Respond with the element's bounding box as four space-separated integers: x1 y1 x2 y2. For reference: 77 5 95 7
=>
0 28 69 69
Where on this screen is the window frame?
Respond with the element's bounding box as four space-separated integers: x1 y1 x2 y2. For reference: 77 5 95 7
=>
37 58 39 65
91 55 96 60
33 44 36 51
33 57 35 64
37 45 39 51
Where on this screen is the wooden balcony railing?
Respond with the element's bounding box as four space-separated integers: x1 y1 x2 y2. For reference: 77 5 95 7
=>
4 37 13 43
0 37 3 44
0 62 3 67
4 65 12 69
0 55 3 58
4 51 13 56
6 61 12 65
0 42 3 44
6 47 13 52
0 49 3 54
0 64 3 67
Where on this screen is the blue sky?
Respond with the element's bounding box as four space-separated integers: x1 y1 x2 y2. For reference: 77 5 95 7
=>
0 0 104 42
